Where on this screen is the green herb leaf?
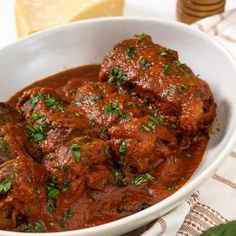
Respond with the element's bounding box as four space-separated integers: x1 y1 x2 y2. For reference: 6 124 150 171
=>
113 169 127 186
104 101 131 119
44 94 64 112
157 49 172 57
30 112 44 121
104 144 110 156
172 60 190 76
119 140 128 153
161 85 176 97
113 169 122 177
88 118 96 127
195 89 206 99
88 95 97 103
141 123 151 132
140 58 151 69
201 221 236 236
147 115 165 125
70 144 81 163
62 165 69 173
0 178 12 193
166 183 177 190
108 66 128 85
65 208 74 218
46 174 59 213
26 125 46 142
141 121 156 132
163 64 169 75
69 89 76 95
62 179 70 192
126 46 136 59
178 84 188 93
48 188 59 198
18 221 44 232
0 141 8 153
131 173 155 186
99 127 107 135
138 33 148 42
30 95 41 105
75 112 82 117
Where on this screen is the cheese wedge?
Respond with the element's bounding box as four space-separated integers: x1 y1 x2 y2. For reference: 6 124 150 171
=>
15 0 125 37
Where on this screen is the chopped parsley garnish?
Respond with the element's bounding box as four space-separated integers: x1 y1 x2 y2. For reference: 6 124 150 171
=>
62 179 70 192
138 33 148 42
97 94 104 100
65 208 74 218
30 112 44 121
172 60 190 76
140 58 151 69
131 173 155 186
163 64 169 75
178 84 188 92
141 115 164 132
157 49 172 57
69 89 76 95
113 169 122 177
104 144 110 156
141 122 155 132
75 112 82 117
195 89 206 99
0 141 8 153
0 177 12 193
166 183 177 190
62 165 69 173
44 94 64 112
99 127 107 135
108 66 128 86
104 101 131 119
113 169 127 186
26 125 46 142
88 118 96 127
161 85 176 97
119 139 128 153
126 46 136 59
70 144 81 163
18 221 44 232
88 95 97 103
46 174 59 213
30 95 41 105
147 115 165 125
0 132 4 138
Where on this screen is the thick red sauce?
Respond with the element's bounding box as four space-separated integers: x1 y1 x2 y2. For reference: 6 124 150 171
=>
0 34 215 233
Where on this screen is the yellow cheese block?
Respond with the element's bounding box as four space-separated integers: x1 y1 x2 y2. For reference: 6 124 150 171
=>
15 0 125 37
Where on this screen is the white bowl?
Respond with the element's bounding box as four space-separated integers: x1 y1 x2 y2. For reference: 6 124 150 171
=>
0 17 236 236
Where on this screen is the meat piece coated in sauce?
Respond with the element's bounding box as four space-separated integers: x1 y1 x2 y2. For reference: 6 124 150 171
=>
99 34 216 132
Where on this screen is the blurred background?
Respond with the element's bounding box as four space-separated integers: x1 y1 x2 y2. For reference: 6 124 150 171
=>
0 0 235 48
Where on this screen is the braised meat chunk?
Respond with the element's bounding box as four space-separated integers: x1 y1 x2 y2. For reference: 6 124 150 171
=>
108 116 177 174
100 34 216 132
75 82 148 128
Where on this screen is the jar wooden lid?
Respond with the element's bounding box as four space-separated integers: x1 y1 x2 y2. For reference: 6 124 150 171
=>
176 0 225 24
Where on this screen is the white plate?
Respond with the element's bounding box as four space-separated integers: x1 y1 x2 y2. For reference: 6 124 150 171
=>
0 17 236 236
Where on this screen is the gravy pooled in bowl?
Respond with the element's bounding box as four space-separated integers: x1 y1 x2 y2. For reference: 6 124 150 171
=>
0 34 216 232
